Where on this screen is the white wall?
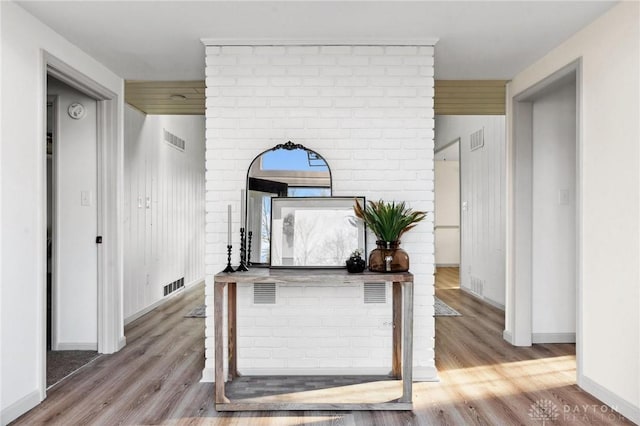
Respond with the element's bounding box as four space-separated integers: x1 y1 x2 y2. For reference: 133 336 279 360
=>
434 160 460 266
435 115 506 308
48 77 98 349
531 78 576 341
506 2 639 422
123 106 205 322
203 44 436 381
0 3 124 423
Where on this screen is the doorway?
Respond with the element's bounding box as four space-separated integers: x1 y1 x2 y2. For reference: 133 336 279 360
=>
46 75 101 387
434 115 507 309
434 138 460 270
509 62 580 350
39 53 124 400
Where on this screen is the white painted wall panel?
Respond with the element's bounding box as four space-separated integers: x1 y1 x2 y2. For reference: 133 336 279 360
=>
435 115 506 307
203 44 436 381
123 106 205 321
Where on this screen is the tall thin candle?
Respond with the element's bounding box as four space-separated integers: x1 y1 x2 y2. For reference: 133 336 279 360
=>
227 204 232 245
240 189 246 229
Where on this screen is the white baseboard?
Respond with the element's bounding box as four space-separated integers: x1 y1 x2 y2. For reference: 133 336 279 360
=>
459 286 505 310
54 342 98 351
239 367 390 376
532 332 576 344
200 367 440 383
579 375 640 425
413 366 439 382
117 336 127 351
185 278 204 290
435 263 460 268
124 278 204 326
1 389 41 426
503 330 514 344
201 367 215 383
201 366 440 383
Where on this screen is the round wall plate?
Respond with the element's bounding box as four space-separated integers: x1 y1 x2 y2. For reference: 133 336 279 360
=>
68 102 86 120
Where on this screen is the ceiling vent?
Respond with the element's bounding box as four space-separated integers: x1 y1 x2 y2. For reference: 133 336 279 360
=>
470 128 484 151
364 283 387 304
253 283 276 304
163 129 185 151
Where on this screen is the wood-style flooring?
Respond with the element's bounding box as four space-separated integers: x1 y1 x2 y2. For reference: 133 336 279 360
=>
12 268 632 425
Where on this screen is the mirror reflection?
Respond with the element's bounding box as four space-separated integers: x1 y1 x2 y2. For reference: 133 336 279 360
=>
246 142 331 266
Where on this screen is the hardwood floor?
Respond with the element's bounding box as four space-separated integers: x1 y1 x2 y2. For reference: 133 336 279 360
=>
12 269 632 425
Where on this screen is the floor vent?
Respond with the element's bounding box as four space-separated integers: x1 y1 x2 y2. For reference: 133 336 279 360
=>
254 283 276 304
163 277 185 297
364 283 387 304
470 128 484 151
163 129 185 151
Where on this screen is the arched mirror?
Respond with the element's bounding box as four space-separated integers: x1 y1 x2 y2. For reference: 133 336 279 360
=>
246 141 331 266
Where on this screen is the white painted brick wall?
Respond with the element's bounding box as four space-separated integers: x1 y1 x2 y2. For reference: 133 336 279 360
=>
203 44 436 382
236 283 392 374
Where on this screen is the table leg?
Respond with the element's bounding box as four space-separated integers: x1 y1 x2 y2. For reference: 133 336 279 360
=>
228 283 238 379
400 281 413 403
392 282 402 379
214 281 229 404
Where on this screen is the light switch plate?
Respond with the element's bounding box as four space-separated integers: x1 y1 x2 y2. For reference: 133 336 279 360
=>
558 189 570 205
81 190 91 206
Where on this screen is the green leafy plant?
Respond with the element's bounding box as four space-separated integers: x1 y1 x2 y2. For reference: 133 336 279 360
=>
354 199 427 242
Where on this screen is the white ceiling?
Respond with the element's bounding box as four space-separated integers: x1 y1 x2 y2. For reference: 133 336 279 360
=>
17 1 616 81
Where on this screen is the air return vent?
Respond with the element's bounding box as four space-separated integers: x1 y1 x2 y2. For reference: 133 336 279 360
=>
163 277 184 296
364 283 386 304
163 129 185 151
469 276 484 296
470 128 484 151
253 283 276 304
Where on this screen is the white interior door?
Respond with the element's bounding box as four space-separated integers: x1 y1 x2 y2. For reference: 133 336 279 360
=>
434 156 460 266
48 76 98 350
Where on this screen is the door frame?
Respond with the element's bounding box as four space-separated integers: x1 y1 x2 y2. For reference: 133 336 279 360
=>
39 51 125 397
434 138 461 269
505 59 582 375
47 94 59 351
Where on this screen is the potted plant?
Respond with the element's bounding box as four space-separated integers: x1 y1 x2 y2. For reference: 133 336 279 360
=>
354 199 426 272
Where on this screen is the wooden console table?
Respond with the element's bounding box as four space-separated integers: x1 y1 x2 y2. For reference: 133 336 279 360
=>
213 269 414 411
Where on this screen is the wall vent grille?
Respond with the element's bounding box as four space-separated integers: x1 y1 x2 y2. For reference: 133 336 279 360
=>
254 283 276 304
163 277 184 297
364 283 387 304
469 276 484 296
470 128 484 151
163 129 185 151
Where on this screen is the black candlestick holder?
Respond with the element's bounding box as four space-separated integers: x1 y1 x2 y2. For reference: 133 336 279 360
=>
247 231 252 266
223 245 235 273
235 228 249 272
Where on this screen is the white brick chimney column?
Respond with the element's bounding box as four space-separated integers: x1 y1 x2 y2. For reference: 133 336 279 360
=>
202 41 437 382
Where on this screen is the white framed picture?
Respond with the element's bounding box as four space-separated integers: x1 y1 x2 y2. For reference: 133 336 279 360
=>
270 197 366 268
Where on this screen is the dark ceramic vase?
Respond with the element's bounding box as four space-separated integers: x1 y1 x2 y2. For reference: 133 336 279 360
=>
368 240 410 272
346 255 366 273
